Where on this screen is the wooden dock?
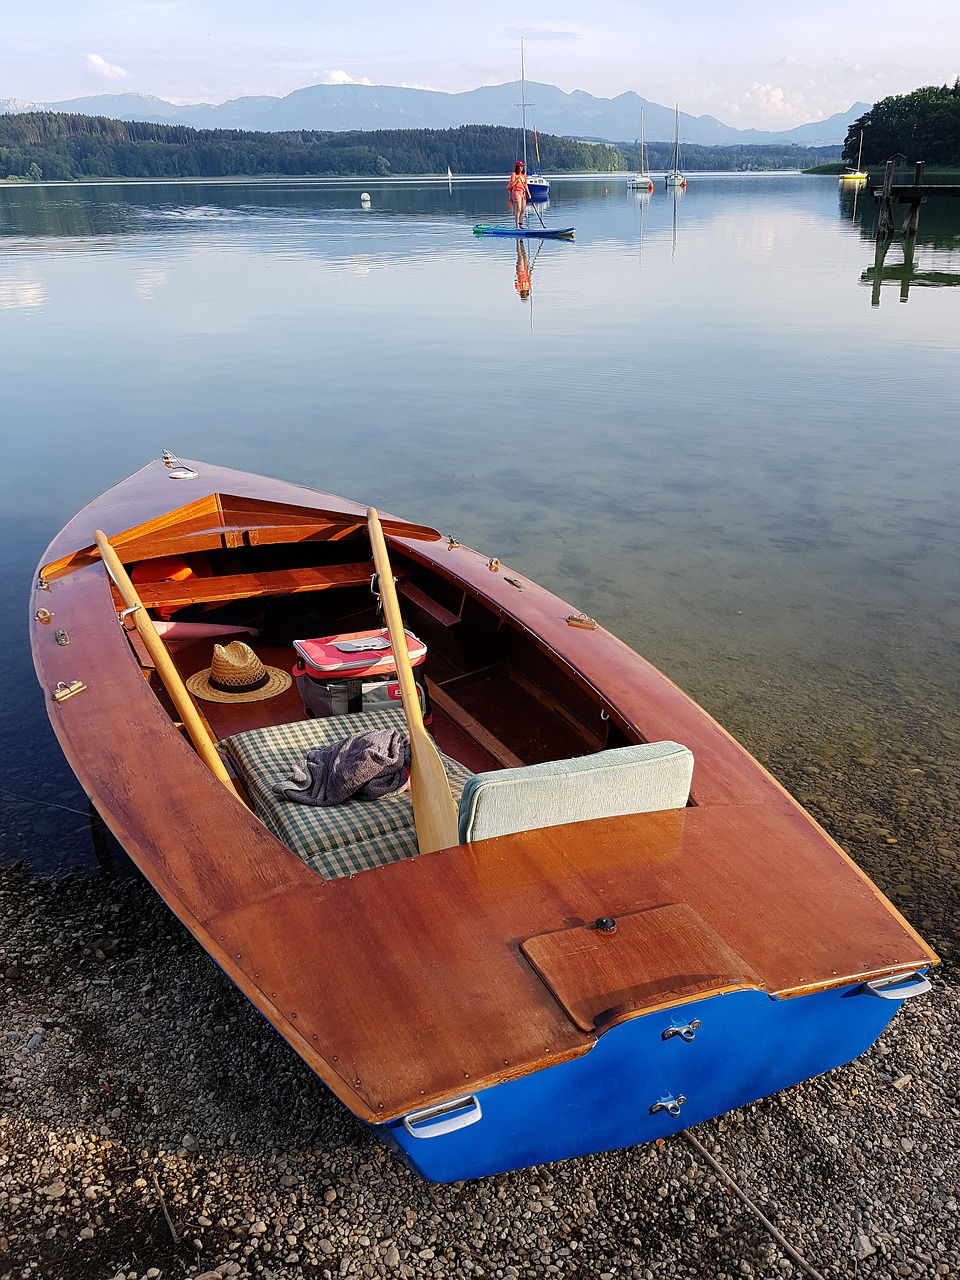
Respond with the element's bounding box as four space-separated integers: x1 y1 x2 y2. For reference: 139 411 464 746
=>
865 160 960 305
873 160 960 238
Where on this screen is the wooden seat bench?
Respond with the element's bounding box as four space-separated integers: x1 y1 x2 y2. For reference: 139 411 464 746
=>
135 561 386 610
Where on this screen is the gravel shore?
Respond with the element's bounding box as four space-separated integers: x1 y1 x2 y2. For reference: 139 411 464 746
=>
3 668 958 1280
3 871 956 1280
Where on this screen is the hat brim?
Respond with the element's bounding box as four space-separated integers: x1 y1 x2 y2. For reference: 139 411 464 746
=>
185 665 292 703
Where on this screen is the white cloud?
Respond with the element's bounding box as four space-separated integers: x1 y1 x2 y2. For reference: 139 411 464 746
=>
86 53 131 82
747 84 791 117
317 70 373 86
712 83 816 125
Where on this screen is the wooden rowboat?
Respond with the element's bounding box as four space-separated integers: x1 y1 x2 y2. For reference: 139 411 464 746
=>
30 455 938 1182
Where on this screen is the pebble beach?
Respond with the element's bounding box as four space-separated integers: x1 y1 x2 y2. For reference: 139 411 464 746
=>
2 664 958 1280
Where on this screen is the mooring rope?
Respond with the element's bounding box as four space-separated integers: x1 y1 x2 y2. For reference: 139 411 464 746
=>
681 1131 827 1280
0 785 89 817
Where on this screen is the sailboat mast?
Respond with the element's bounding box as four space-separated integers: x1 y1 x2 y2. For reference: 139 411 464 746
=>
674 103 680 171
520 38 529 171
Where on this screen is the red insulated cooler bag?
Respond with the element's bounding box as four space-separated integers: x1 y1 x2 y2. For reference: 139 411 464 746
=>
292 628 431 721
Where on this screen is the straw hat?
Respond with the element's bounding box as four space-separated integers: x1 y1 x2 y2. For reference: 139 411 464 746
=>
186 641 291 703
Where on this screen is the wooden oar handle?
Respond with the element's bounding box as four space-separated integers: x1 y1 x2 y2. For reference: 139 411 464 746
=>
94 531 244 802
367 512 427 739
367 510 459 854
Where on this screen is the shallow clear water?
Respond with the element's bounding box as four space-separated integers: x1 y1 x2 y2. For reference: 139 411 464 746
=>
2 173 959 889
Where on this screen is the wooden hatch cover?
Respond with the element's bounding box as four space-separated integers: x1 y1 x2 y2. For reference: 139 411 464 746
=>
521 903 765 1032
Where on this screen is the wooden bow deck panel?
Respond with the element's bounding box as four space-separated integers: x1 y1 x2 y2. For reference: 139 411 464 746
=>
31 459 937 1123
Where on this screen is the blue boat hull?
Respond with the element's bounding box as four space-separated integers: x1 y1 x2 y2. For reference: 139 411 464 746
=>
473 224 573 239
375 978 920 1182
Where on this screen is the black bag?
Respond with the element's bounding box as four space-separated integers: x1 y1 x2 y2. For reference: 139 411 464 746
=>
296 670 431 722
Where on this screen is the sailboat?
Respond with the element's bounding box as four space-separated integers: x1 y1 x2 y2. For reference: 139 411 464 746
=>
627 106 655 194
665 103 686 189
529 125 550 203
840 130 867 183
518 39 550 203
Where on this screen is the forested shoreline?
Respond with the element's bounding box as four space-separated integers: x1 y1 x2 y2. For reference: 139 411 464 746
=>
0 116 612 181
0 112 839 181
619 139 839 172
844 80 960 165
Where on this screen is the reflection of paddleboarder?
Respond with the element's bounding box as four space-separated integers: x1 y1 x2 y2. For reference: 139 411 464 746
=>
514 241 532 300
507 160 529 229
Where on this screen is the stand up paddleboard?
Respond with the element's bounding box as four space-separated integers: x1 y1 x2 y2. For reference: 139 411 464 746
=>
473 224 574 240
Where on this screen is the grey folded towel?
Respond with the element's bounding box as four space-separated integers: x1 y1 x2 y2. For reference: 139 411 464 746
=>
272 729 411 807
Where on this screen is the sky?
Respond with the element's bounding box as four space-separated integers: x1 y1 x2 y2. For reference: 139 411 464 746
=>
3 2 957 129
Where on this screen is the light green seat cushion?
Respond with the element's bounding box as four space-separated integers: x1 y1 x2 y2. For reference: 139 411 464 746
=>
219 706 472 879
457 741 693 844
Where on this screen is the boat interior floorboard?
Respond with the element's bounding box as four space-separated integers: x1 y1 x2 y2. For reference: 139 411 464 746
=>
168 639 310 738
451 671 594 764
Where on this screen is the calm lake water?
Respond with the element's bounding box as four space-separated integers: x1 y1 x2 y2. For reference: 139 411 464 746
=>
2 173 959 942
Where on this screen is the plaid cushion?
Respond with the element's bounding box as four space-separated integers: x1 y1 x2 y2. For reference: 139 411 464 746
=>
219 707 472 878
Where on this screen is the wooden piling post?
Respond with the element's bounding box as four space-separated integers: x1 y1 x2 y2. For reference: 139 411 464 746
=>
876 160 895 241
902 161 925 238
870 235 890 307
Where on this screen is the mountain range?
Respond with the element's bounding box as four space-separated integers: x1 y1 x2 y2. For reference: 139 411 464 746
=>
0 82 867 147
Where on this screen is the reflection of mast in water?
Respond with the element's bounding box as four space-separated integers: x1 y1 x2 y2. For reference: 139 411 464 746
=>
637 190 646 270
839 178 862 224
670 185 684 262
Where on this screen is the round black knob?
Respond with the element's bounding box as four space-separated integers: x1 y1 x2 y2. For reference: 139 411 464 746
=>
595 917 617 933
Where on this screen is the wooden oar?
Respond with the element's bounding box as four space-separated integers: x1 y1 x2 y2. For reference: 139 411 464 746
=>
366 509 460 854
94 531 244 803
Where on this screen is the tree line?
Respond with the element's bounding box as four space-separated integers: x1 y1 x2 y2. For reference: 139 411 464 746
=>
0 111 844 182
0 114 619 181
844 80 960 166
618 140 840 172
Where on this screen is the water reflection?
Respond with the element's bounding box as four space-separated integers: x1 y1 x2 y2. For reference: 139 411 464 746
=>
514 240 532 300
839 180 960 306
862 235 960 305
0 274 45 308
838 180 867 226
132 267 168 299
670 186 684 261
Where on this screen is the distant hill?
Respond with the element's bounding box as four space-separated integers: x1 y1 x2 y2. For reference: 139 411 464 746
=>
0 83 869 147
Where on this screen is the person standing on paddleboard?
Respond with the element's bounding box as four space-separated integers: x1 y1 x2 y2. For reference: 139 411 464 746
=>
507 161 530 230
